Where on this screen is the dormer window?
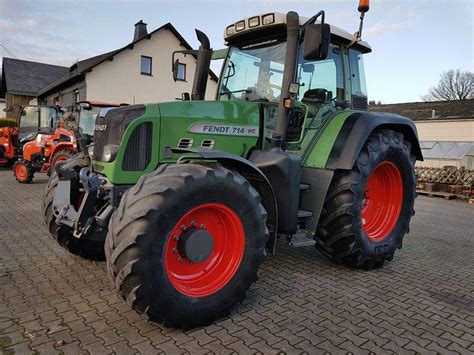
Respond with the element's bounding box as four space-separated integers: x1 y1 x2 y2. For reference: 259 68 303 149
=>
141 56 152 76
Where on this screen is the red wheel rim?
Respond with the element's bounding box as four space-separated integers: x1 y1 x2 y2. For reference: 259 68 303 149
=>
15 164 28 181
361 161 403 241
165 203 245 297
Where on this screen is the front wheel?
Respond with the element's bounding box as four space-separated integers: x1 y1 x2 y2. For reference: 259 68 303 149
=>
315 130 417 269
105 163 268 328
42 153 105 260
14 160 34 183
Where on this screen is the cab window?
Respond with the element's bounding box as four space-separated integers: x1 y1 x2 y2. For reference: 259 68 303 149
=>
349 49 368 109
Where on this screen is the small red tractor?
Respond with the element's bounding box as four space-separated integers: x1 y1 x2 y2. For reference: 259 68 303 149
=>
13 105 75 183
14 101 123 183
0 126 19 167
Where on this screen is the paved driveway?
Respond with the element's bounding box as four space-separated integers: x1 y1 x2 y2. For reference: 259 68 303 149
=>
0 169 473 354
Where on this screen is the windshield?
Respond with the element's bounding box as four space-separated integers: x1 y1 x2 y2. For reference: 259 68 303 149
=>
218 41 344 109
219 41 286 103
20 107 39 131
79 106 101 136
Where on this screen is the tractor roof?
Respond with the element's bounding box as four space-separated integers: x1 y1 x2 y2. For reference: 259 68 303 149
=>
224 12 372 53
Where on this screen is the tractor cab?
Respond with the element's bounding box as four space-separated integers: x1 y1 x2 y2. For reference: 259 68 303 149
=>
218 13 371 148
18 105 64 141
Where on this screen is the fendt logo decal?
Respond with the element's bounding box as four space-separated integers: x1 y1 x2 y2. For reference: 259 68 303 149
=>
188 124 258 137
94 125 107 132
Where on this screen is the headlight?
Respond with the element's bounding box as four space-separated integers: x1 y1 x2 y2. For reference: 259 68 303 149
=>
87 144 95 158
248 16 260 28
102 144 119 162
226 25 236 36
235 21 245 32
262 13 275 25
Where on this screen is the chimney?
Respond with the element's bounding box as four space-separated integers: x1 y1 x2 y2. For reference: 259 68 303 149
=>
133 20 148 42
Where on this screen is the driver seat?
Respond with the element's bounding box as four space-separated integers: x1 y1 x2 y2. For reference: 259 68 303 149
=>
302 89 332 117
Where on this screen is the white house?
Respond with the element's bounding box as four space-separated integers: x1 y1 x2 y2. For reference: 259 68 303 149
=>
39 21 218 106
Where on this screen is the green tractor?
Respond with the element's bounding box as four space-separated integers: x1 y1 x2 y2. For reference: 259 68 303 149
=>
43 1 422 328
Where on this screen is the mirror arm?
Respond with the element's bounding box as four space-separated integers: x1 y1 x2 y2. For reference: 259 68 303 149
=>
301 10 325 37
171 49 198 73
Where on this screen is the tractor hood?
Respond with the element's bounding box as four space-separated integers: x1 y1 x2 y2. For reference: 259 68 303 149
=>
92 101 261 184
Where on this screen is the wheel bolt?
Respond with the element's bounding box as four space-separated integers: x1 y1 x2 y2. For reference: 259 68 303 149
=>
180 225 186 231
172 248 177 253
191 220 196 226
200 224 206 229
173 235 179 241
178 256 184 262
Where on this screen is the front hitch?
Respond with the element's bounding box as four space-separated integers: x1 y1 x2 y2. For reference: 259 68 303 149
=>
53 166 107 239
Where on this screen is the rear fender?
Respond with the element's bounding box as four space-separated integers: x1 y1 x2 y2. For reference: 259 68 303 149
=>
171 147 278 254
324 112 423 170
50 142 76 161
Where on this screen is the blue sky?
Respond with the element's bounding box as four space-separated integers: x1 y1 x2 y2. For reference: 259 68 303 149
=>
0 0 472 103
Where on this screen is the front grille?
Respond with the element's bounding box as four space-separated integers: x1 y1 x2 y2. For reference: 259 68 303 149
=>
93 105 146 162
122 122 153 171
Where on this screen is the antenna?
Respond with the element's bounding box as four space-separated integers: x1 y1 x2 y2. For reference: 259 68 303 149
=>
350 0 370 47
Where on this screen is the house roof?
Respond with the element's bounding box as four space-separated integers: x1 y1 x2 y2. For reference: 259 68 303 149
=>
369 99 474 121
1 58 69 97
39 22 218 97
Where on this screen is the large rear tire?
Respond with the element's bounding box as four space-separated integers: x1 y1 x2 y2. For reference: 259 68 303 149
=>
42 153 105 260
105 163 268 328
315 130 416 269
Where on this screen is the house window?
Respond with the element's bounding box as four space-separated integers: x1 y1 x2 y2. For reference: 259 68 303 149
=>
176 63 186 81
141 56 152 75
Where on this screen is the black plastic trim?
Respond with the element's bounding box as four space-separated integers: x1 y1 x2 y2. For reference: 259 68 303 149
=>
326 112 423 170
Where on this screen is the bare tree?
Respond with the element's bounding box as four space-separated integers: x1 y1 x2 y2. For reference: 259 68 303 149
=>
422 69 474 101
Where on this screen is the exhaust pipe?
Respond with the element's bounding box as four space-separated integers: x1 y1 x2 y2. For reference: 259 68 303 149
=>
191 30 212 100
274 11 300 147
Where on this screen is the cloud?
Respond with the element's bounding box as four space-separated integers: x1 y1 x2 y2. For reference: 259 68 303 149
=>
364 22 408 37
0 0 94 67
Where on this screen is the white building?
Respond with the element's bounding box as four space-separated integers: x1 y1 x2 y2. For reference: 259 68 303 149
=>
39 21 218 106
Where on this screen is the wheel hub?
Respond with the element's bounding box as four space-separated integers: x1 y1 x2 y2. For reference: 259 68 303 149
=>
177 227 214 263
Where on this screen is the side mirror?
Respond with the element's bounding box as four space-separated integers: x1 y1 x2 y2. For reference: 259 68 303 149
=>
172 59 180 82
303 23 331 61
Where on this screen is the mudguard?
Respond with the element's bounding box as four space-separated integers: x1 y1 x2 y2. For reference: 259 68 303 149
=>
325 112 423 170
171 147 279 254
50 142 76 160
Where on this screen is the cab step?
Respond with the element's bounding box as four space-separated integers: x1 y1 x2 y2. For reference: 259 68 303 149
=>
297 209 313 219
289 232 316 247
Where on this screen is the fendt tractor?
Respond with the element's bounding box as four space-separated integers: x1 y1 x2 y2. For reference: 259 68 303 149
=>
43 0 422 328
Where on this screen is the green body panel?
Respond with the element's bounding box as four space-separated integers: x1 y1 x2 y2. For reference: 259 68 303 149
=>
93 98 354 184
158 101 260 162
94 101 260 184
302 111 352 168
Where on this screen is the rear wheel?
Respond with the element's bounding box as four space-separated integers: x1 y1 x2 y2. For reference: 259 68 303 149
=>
315 130 416 269
14 160 34 183
105 163 268 328
42 153 105 260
